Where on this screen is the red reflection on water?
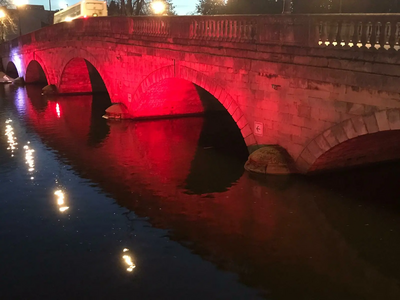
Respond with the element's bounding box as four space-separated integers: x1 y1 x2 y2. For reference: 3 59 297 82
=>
55 103 61 118
22 89 400 300
25 92 202 194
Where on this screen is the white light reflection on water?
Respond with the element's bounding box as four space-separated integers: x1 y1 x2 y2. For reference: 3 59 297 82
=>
122 248 136 272
54 190 69 212
5 119 18 157
23 143 35 175
15 88 26 114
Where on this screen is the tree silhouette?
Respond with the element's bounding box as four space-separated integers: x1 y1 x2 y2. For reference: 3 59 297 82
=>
195 0 400 14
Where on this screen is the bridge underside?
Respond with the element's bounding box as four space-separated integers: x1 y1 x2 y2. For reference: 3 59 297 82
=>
132 78 205 119
25 60 47 84
310 130 400 173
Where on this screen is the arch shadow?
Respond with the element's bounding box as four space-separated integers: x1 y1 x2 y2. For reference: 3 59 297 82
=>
5 61 19 79
25 60 48 84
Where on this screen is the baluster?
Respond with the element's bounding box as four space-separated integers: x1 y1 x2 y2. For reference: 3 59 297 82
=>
190 21 195 38
245 22 250 40
227 20 232 40
221 20 225 40
196 20 200 38
340 21 353 48
348 21 356 47
233 20 238 41
223 20 227 40
370 22 379 50
386 22 396 50
163 20 167 36
328 21 338 47
395 22 400 51
200 21 205 39
212 20 216 39
336 20 343 47
317 21 323 46
237 21 242 40
363 22 373 49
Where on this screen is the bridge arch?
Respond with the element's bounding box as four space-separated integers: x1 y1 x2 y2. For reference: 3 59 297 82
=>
57 49 109 95
131 65 256 146
5 61 19 79
297 109 400 173
25 60 48 84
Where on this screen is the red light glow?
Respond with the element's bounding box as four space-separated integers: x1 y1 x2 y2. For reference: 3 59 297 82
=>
130 78 204 119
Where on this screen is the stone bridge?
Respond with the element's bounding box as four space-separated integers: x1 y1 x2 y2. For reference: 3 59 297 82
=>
2 14 400 174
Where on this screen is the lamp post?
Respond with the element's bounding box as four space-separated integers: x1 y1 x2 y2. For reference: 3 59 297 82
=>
14 0 27 36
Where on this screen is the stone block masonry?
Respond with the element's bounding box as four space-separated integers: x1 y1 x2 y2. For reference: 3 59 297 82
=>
3 14 400 173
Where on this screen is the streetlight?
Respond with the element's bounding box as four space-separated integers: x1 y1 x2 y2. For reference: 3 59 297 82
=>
14 0 27 36
0 10 5 42
150 1 166 15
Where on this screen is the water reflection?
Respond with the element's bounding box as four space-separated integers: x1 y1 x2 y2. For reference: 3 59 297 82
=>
15 87 26 114
55 103 61 118
122 248 136 272
11 86 400 299
23 143 35 173
5 119 17 157
54 189 69 213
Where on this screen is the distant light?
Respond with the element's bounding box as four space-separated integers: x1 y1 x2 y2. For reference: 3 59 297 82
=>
151 1 166 15
14 0 28 7
0 10 5 19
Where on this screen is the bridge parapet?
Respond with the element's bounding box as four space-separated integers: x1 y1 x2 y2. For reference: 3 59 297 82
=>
316 14 400 51
3 14 400 52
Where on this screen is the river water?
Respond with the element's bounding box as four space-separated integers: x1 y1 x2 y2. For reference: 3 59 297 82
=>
1 84 400 300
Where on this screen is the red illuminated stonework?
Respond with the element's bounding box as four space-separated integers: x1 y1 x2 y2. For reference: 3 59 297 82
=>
3 15 400 173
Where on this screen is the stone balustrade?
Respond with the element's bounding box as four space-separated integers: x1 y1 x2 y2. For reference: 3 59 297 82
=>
315 14 400 50
2 14 400 52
